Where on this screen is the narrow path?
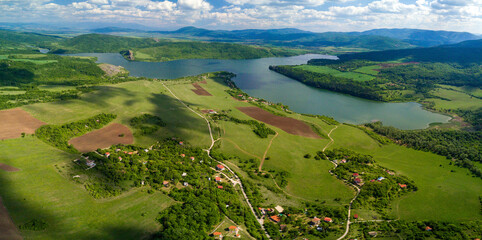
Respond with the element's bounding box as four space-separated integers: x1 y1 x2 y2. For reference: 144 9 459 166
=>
162 82 271 240
258 131 278 171
323 125 338 152
327 160 360 240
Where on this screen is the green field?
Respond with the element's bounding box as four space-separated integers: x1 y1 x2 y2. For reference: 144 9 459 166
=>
0 71 479 239
429 87 482 110
163 76 355 205
23 80 210 147
353 65 380 75
329 125 482 221
0 54 58 64
0 137 173 240
296 65 375 81
371 145 481 221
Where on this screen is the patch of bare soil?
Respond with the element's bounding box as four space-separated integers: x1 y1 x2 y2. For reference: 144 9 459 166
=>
0 197 22 240
68 123 134 153
236 107 321 139
192 83 212 96
0 108 45 140
0 163 19 172
98 63 126 76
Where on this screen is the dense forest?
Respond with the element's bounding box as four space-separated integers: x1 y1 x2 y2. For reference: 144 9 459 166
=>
335 42 482 65
49 33 305 61
366 122 481 178
354 220 481 239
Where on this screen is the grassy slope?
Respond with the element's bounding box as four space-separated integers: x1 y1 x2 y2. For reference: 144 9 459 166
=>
133 42 304 62
296 65 375 82
22 80 210 147
329 124 482 221
428 87 482 111
0 137 173 240
165 77 354 205
4 73 479 240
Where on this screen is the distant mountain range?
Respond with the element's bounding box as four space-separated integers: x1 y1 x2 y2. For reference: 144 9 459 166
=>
349 28 480 47
1 23 480 53
146 26 479 48
334 39 482 65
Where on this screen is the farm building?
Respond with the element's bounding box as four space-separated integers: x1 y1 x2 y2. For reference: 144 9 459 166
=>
213 232 223 239
86 160 96 168
228 225 238 233
275 205 284 213
311 217 321 226
269 215 281 223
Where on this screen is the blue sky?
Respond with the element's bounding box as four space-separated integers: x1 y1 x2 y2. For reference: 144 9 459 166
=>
1 0 481 33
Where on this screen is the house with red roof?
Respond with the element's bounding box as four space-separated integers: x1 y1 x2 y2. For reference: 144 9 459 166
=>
180 154 185 157
216 164 225 171
163 181 169 187
105 152 110 157
353 173 359 177
228 225 238 233
217 185 223 189
269 215 281 223
399 183 407 188
425 226 432 231
311 217 321 226
213 232 223 239
215 177 221 182
324 217 333 223
190 156 195 161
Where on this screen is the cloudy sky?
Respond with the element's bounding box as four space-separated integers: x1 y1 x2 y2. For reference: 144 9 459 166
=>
1 0 481 33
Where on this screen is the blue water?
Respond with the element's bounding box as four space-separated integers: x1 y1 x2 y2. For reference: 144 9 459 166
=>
68 53 450 129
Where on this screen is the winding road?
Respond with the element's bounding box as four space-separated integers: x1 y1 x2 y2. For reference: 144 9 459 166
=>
321 125 361 240
162 82 272 240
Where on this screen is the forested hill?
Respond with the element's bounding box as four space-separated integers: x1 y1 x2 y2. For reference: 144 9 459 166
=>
325 40 482 65
349 28 480 47
151 26 414 50
0 29 61 50
50 33 305 61
50 34 157 53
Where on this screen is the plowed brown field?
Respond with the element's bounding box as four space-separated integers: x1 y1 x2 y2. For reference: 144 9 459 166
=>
68 123 134 152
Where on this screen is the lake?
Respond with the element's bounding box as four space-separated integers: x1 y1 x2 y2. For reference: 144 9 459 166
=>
68 53 450 129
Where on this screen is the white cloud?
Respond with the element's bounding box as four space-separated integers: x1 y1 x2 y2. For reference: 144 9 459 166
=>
88 0 109 4
177 0 212 10
72 2 95 9
0 0 480 33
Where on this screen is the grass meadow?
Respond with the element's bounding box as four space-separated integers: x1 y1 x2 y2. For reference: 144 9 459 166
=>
429 87 482 111
329 125 482 221
296 65 375 82
0 136 173 240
